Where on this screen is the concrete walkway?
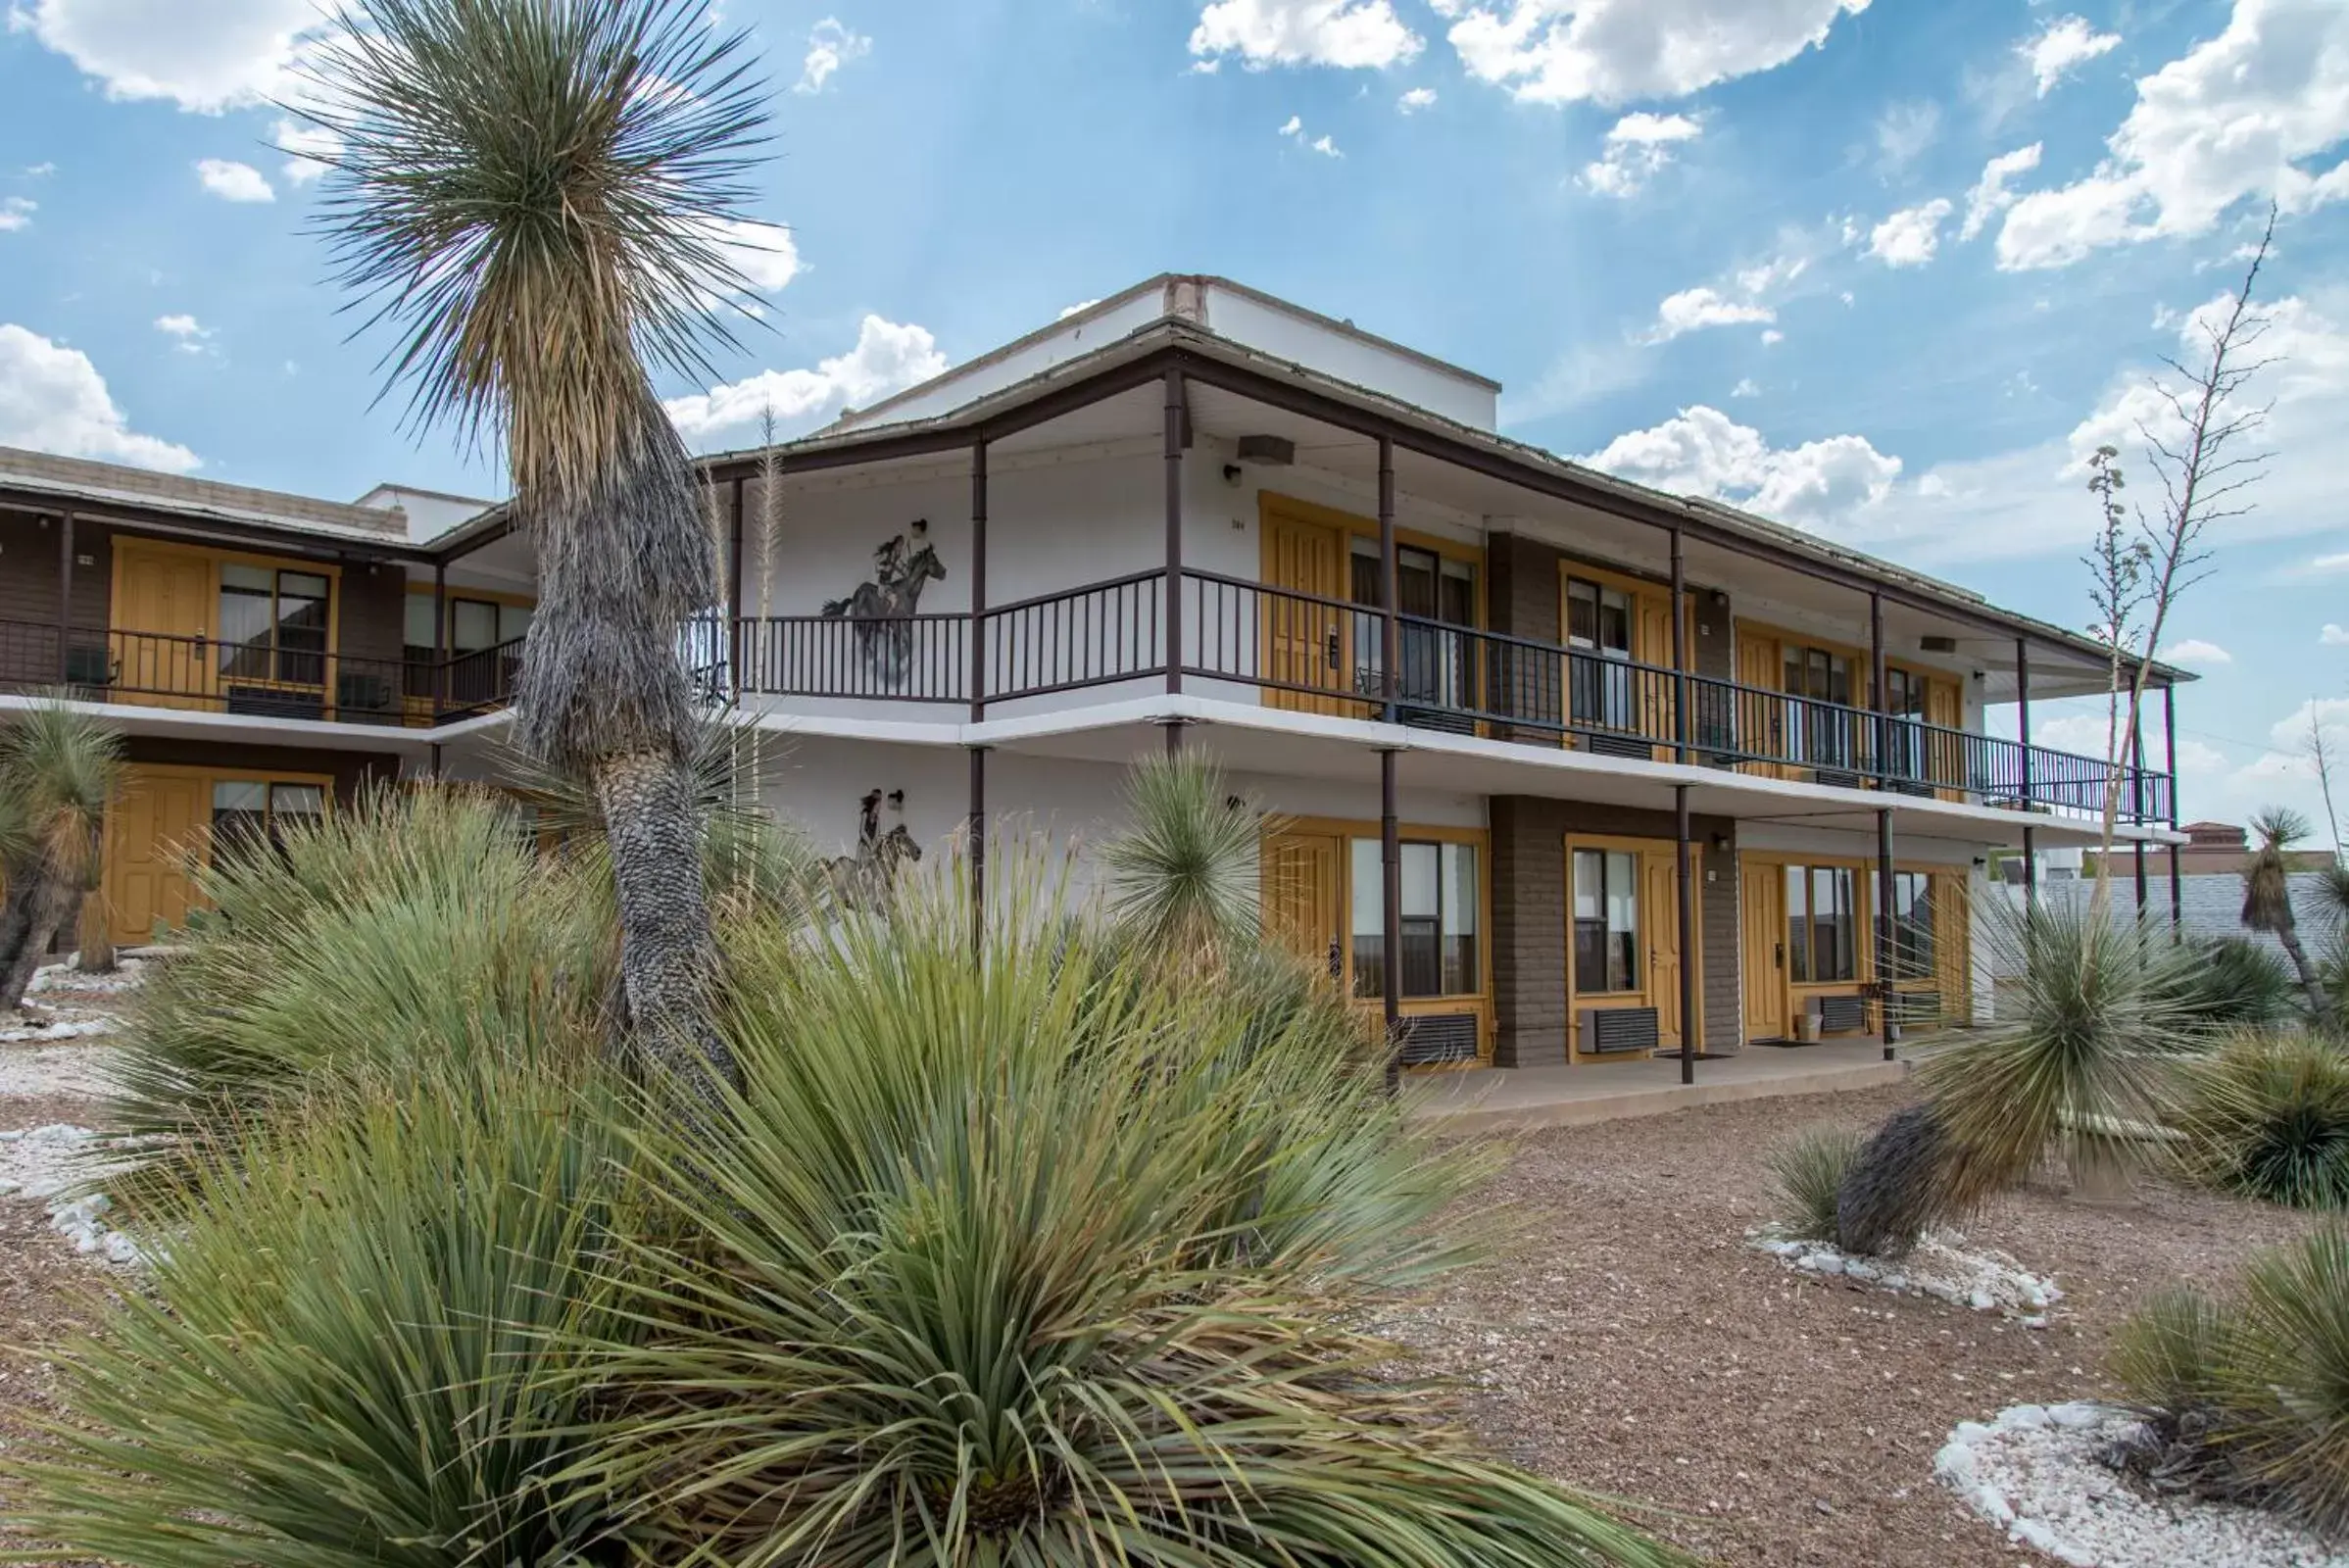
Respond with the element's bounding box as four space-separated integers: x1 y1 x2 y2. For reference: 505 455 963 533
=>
1407 1037 1912 1132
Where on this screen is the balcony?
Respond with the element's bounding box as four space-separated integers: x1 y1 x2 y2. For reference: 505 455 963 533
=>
1 574 2174 827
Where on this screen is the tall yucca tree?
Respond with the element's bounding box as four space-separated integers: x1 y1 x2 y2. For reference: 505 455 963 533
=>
0 699 123 1009
2244 807 2335 1031
298 0 770 1093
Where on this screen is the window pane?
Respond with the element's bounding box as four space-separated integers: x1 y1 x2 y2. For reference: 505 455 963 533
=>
1399 841 1439 919
1598 589 1632 655
1567 580 1597 646
1786 864 1810 984
220 563 273 592
453 600 498 652
404 594 436 646
1442 843 1478 995
218 580 273 679
1350 839 1382 998
1573 849 1601 922
279 571 328 600
211 779 269 858
270 783 324 818
498 604 533 642
1606 852 1638 991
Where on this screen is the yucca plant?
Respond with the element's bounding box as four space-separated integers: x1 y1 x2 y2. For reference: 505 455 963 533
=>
301 0 774 1097
1766 1125 1865 1244
2112 1284 2237 1420
2176 934 2299 1028
7 1065 646 1568
2174 1030 2349 1209
581 849 1683 1567
2245 807 2336 1031
0 697 122 1007
1098 749 1271 959
104 782 610 1202
1835 900 2206 1254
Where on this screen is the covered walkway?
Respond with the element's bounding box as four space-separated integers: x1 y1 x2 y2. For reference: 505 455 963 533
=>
1408 1037 1913 1132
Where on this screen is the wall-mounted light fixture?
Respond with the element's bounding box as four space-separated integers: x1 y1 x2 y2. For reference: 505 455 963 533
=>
1222 464 1244 486
1234 434 1295 466
1920 634 1957 654
1708 588 1729 609
1710 832 1732 853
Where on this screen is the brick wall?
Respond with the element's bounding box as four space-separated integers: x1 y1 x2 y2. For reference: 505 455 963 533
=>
123 738 394 802
336 564 410 671
1489 795 1741 1064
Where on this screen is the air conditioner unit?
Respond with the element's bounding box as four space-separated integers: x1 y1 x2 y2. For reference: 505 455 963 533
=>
1579 1005 1659 1055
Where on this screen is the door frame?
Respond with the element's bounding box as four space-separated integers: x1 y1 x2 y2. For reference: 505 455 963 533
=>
101 762 338 945
1562 832 1703 1055
111 538 346 714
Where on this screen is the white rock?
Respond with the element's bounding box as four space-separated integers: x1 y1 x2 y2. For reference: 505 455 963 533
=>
2001 1404 2051 1431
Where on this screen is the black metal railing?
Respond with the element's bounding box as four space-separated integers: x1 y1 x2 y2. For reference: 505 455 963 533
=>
2 580 2175 825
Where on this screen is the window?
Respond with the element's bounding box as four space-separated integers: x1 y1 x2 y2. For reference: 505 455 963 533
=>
1350 543 1476 719
1349 838 1478 999
1889 870 1934 980
1782 643 1858 770
210 779 326 858
219 564 329 686
1566 576 1636 732
1786 863 1858 984
406 594 534 700
1571 848 1640 995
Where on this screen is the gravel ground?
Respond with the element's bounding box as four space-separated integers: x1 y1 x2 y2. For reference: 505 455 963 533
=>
1395 1083 2322 1566
0 1055 2323 1566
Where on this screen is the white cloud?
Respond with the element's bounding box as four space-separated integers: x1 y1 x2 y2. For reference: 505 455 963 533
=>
1996 0 2349 270
1960 143 2041 241
663 316 949 446
1398 85 1438 112
2022 15 2122 98
2315 552 2349 576
1438 0 1871 107
153 314 210 354
23 163 55 177
0 197 33 232
1873 100 1939 174
1580 110 1701 197
195 158 273 203
2324 624 2349 646
1760 327 1786 345
10 0 323 114
273 117 341 185
1731 376 1759 398
1866 198 1952 268
2161 638 2233 665
706 219 801 294
1190 0 1423 71
0 323 199 471
1058 299 1103 319
1649 286 1774 340
1581 404 1901 528
1278 114 1343 155
795 18 871 94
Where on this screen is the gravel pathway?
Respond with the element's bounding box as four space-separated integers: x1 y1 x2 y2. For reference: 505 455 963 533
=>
1395 1083 2320 1566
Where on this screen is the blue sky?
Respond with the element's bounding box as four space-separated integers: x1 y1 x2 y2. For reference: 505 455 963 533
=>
4 0 2348 833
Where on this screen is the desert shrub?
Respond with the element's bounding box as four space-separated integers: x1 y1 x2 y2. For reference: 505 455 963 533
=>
105 783 610 1202
10 1066 644 1568
2176 936 2299 1028
588 853 1683 1565
2175 1030 2349 1208
1835 902 2207 1255
1766 1125 1865 1244
2113 1228 2349 1536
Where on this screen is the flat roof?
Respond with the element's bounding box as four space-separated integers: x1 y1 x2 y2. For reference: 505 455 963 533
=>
0 446 410 546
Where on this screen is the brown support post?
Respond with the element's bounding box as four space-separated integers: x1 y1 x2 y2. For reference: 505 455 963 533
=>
967 745 986 954
1675 783 1695 1085
1381 746 1402 1094
1869 589 1887 786
1378 435 1397 723
55 513 73 683
969 440 988 721
727 476 745 694
1670 526 1688 763
2132 715 2149 922
2164 679 2182 940
1877 806 1897 1060
1161 368 1185 753
431 562 447 719
2017 638 2036 905
969 439 988 946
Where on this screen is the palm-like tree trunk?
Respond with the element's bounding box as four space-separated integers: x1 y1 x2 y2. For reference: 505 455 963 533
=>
0 831 97 1009
594 748 738 1088
2274 915 2331 1028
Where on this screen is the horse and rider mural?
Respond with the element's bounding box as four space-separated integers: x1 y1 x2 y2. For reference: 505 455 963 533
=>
821 523 947 689
826 787 920 913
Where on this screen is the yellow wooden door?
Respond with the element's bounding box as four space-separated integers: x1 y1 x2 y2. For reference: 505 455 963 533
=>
1642 851 1690 1048
114 546 214 710
1926 677 1965 802
1740 860 1789 1041
1932 871 1972 1026
105 768 207 944
1636 597 1677 757
1736 630 1792 778
1261 832 1345 983
1260 514 1350 715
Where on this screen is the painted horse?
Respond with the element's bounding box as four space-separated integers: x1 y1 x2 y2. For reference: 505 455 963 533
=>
820 529 947 688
